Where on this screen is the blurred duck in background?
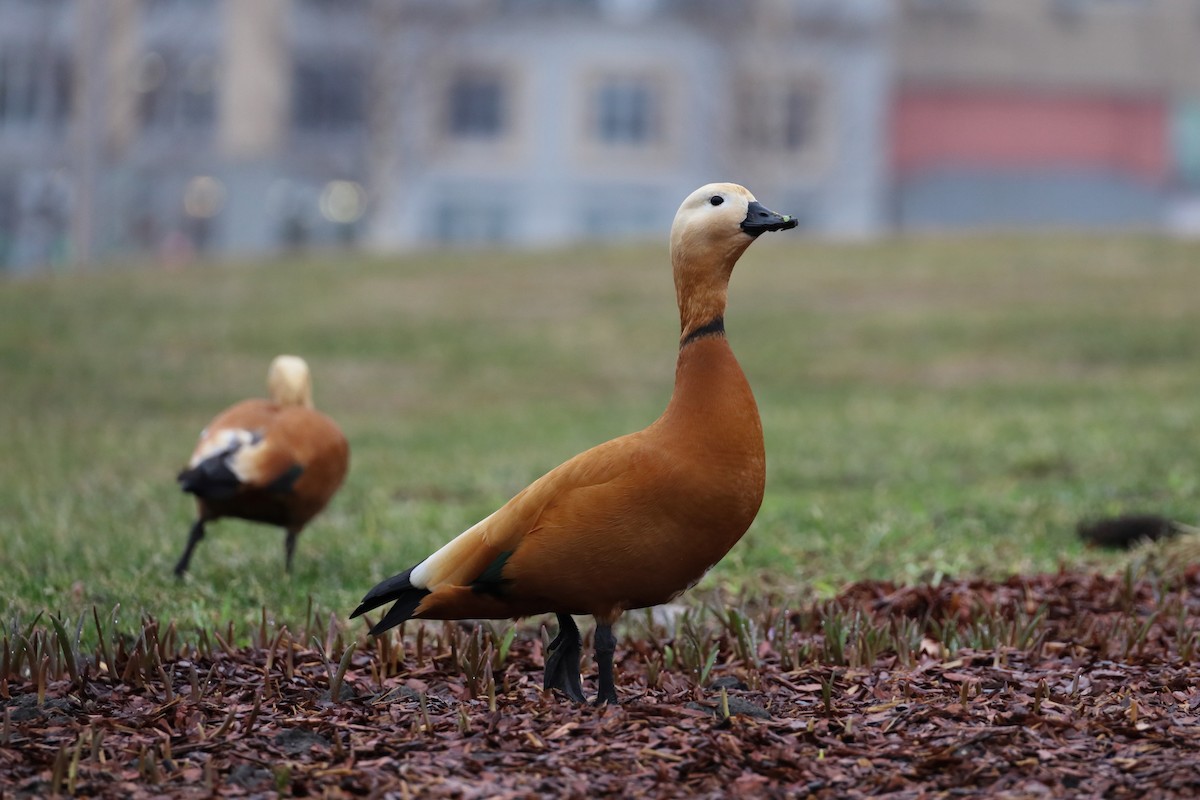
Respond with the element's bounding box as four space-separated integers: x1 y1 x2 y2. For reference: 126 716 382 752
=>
175 355 349 576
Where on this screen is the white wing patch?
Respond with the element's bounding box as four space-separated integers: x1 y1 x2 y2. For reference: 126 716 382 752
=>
409 509 501 590
189 427 265 483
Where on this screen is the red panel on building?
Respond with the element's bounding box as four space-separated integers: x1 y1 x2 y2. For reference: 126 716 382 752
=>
893 88 1169 183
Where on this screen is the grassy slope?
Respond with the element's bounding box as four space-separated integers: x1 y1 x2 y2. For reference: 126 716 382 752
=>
1 235 1197 637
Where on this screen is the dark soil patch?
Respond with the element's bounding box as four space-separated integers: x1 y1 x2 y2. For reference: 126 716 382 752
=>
2 569 1198 797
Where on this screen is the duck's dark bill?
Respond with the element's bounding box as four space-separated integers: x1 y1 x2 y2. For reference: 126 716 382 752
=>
741 201 798 236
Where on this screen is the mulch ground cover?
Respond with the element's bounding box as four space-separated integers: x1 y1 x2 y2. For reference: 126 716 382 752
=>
2 568 1199 798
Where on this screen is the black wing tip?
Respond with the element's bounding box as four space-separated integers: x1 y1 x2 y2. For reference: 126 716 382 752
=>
368 617 397 637
348 595 385 620
177 465 200 491
366 589 431 637
177 456 241 498
351 566 429 635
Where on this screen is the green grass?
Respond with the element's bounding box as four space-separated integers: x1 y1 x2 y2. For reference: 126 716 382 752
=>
1 234 1198 639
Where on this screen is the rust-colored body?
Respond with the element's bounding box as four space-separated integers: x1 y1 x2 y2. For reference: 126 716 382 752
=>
352 183 796 703
188 399 348 528
408 335 764 625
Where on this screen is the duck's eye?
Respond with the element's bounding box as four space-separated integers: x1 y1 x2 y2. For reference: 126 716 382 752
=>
709 196 724 206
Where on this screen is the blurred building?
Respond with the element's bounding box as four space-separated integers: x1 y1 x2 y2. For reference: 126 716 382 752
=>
369 0 891 247
892 0 1200 231
0 0 77 272
0 0 890 271
0 0 375 272
4 1 1200 272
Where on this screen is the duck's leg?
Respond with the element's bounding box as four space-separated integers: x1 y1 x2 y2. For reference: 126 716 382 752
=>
593 622 619 706
284 528 300 573
173 519 207 577
543 613 585 703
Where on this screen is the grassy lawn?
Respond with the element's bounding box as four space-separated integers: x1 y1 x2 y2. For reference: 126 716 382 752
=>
1 234 1197 640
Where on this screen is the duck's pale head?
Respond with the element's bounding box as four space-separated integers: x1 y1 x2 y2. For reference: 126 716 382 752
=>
669 183 796 332
670 183 797 262
267 355 314 408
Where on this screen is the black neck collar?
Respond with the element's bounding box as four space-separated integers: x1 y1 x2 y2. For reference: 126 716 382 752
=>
680 317 725 348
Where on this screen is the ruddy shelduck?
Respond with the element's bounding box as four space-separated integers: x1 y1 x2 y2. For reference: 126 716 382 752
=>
352 184 796 704
174 355 349 576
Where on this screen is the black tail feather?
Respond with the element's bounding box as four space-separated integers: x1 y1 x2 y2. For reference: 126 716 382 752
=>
370 591 428 636
350 566 431 635
178 454 242 500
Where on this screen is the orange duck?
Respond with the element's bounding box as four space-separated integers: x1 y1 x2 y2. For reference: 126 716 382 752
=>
351 184 796 704
175 355 349 576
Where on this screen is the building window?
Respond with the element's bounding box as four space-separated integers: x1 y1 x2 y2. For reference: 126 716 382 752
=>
0 52 37 126
292 57 366 132
446 72 505 139
739 79 821 154
593 78 658 145
0 48 72 130
138 51 216 133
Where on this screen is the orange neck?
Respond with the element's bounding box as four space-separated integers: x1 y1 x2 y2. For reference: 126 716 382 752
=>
671 232 750 344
